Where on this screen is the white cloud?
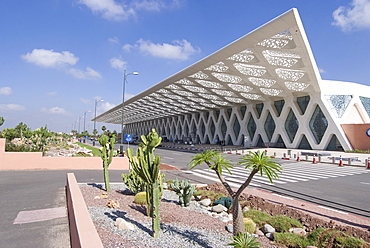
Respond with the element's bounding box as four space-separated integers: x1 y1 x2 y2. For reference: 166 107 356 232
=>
79 0 136 21
41 107 71 115
21 49 78 68
47 91 57 96
97 101 116 114
125 92 135 100
133 0 183 11
110 57 127 71
108 36 120 44
0 87 12 95
333 0 370 31
126 39 200 60
122 44 133 52
80 98 92 104
68 67 102 80
0 104 26 111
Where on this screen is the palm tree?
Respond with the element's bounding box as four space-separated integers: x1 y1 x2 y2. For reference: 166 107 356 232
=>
0 117 4 127
188 150 282 235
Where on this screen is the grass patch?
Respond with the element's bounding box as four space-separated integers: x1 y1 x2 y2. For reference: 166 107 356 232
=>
75 142 100 156
243 209 272 227
269 215 303 232
193 189 227 202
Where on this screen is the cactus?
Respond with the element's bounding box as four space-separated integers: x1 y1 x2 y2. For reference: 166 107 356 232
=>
98 134 115 192
134 192 147 205
170 178 197 207
126 129 162 238
122 170 146 194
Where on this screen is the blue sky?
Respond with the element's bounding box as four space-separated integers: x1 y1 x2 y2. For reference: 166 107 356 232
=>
1 0 370 133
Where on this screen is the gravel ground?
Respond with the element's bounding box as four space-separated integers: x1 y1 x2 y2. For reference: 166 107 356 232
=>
80 183 277 248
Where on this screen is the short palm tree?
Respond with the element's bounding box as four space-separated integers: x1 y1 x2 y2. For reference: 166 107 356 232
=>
188 150 282 235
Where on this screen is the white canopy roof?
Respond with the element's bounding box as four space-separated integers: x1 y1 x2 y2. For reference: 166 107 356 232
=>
94 8 322 125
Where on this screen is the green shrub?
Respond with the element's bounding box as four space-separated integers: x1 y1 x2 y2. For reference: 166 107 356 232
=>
243 218 257 234
133 192 147 205
346 149 370 154
274 232 312 248
269 215 303 232
243 209 271 227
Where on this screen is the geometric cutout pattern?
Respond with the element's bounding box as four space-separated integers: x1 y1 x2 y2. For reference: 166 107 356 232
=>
325 95 352 118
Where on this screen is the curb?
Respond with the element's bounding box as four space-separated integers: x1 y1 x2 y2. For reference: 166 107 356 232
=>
66 173 103 248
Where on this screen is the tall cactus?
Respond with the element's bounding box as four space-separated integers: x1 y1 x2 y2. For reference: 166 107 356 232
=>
98 134 115 192
127 129 162 238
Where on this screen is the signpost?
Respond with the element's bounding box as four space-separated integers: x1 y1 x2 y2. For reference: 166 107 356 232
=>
124 134 133 149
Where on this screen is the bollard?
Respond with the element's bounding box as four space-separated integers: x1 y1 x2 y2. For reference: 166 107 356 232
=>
296 152 300 161
283 153 286 158
348 158 351 166
294 153 296 159
339 155 344 166
332 157 335 163
367 158 370 169
274 152 276 156
318 155 322 163
305 155 308 161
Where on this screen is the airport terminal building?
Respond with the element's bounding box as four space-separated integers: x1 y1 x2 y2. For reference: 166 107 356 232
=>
94 9 370 151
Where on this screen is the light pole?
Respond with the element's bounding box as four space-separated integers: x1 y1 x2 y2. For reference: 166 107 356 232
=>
120 69 138 152
78 116 83 134
93 99 104 146
83 110 91 134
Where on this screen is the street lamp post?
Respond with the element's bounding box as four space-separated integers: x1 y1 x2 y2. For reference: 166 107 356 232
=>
93 99 104 146
78 116 83 134
83 110 91 134
120 69 138 153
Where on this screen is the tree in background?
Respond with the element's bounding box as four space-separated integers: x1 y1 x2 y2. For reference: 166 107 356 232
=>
188 150 282 235
0 117 4 127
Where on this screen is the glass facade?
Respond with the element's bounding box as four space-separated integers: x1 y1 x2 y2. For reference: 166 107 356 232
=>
264 111 275 142
297 95 310 115
247 114 256 140
326 135 343 151
233 117 241 138
274 99 285 116
309 105 328 144
285 109 299 143
255 103 264 118
298 135 312 149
